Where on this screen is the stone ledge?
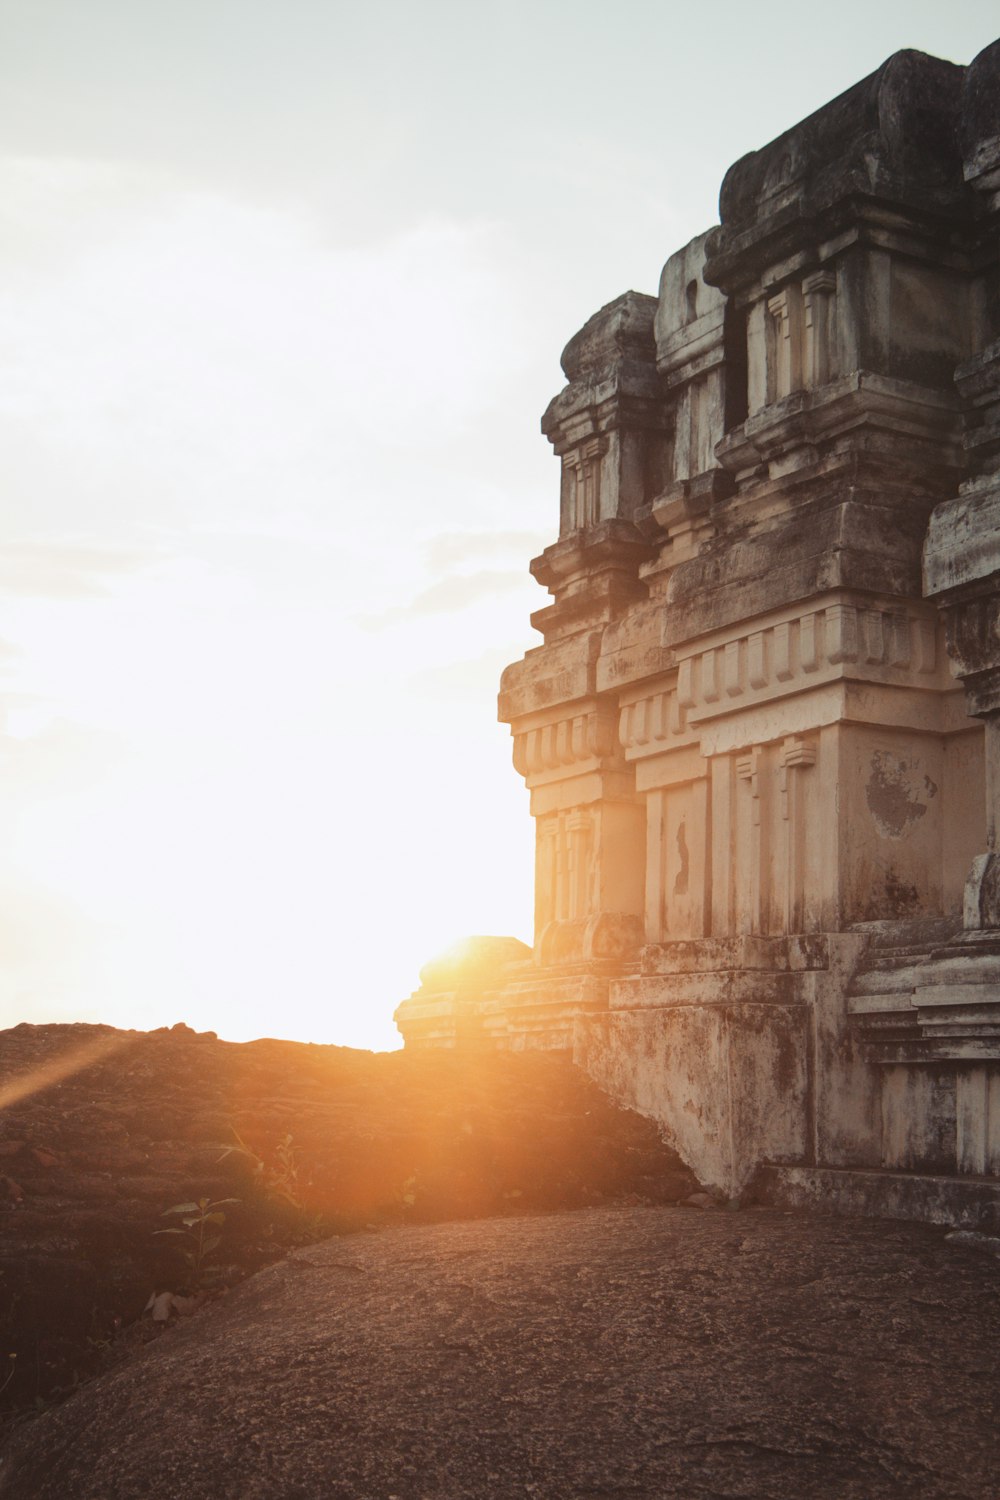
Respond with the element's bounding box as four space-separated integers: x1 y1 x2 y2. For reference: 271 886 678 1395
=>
753 1163 1000 1227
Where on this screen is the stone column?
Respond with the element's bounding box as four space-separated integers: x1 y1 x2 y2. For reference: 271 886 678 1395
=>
924 428 1000 927
923 339 1000 922
923 38 1000 929
918 349 1000 1176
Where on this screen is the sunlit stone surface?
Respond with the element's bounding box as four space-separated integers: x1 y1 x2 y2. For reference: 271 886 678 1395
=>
398 41 1000 1221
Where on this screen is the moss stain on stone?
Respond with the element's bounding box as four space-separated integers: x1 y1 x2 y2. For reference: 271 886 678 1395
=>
865 750 936 839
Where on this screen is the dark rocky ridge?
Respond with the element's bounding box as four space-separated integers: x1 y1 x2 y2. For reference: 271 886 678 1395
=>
0 1021 695 1418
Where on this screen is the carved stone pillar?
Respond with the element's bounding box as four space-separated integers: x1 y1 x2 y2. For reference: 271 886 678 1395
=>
923 38 1000 928
887 44 1000 1104
925 469 1000 924
531 292 668 645
543 291 671 542
929 582 1000 926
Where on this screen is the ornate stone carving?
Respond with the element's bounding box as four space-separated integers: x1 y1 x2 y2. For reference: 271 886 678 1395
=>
400 40 1000 1222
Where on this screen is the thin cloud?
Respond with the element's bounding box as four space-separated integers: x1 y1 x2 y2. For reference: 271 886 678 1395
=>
357 569 527 631
413 646 524 702
0 875 96 972
1 714 124 790
0 163 531 545
0 541 158 598
425 531 547 571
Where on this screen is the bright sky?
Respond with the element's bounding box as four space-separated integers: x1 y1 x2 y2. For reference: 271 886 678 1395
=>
1 1 997 1050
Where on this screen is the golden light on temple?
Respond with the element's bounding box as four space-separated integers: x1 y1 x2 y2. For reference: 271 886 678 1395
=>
2 5 998 1056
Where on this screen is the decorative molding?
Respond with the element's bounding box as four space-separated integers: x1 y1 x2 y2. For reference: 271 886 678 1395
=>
537 807 595 925
736 746 764 825
561 436 608 531
763 268 838 407
779 734 816 826
619 689 680 752
676 604 938 716
802 269 837 388
766 285 804 403
618 605 941 759
513 705 619 778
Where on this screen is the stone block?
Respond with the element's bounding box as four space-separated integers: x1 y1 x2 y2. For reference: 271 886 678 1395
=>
575 1001 809 1198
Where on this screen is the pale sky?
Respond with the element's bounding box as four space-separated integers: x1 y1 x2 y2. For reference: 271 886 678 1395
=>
1 1 997 1049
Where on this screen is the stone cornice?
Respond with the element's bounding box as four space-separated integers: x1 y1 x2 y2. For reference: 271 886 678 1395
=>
705 51 969 294
529 521 654 592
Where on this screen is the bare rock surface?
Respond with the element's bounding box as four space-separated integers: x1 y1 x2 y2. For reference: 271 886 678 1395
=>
2 1204 999 1499
0 1023 694 1412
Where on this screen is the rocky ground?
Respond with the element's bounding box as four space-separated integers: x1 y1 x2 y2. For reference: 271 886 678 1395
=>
2 1203 999 1499
0 1022 694 1420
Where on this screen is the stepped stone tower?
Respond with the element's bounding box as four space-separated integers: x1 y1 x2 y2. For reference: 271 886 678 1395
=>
397 41 1000 1223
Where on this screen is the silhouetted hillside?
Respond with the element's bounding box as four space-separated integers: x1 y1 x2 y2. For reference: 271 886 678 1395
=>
0 1022 695 1416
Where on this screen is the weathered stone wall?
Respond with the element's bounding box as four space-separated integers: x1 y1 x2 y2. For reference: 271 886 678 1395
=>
397 41 1000 1222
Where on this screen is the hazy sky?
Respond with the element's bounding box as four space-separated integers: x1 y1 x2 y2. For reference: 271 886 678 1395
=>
1 1 997 1049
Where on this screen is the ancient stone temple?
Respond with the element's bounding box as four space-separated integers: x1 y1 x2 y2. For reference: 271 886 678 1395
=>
396 41 1000 1223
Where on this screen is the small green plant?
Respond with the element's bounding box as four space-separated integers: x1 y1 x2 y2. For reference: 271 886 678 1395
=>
217 1130 304 1209
153 1197 239 1283
269 1134 303 1207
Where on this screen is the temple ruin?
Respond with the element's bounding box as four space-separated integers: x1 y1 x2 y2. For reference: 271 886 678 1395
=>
396 40 1000 1224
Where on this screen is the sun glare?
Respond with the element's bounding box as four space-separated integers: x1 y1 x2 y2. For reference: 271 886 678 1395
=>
0 177 539 1050
5 2 996 1050
0 1029 135 1110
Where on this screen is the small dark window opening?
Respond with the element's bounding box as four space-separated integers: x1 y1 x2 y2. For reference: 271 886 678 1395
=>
723 298 749 431
641 431 673 509
685 279 698 323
